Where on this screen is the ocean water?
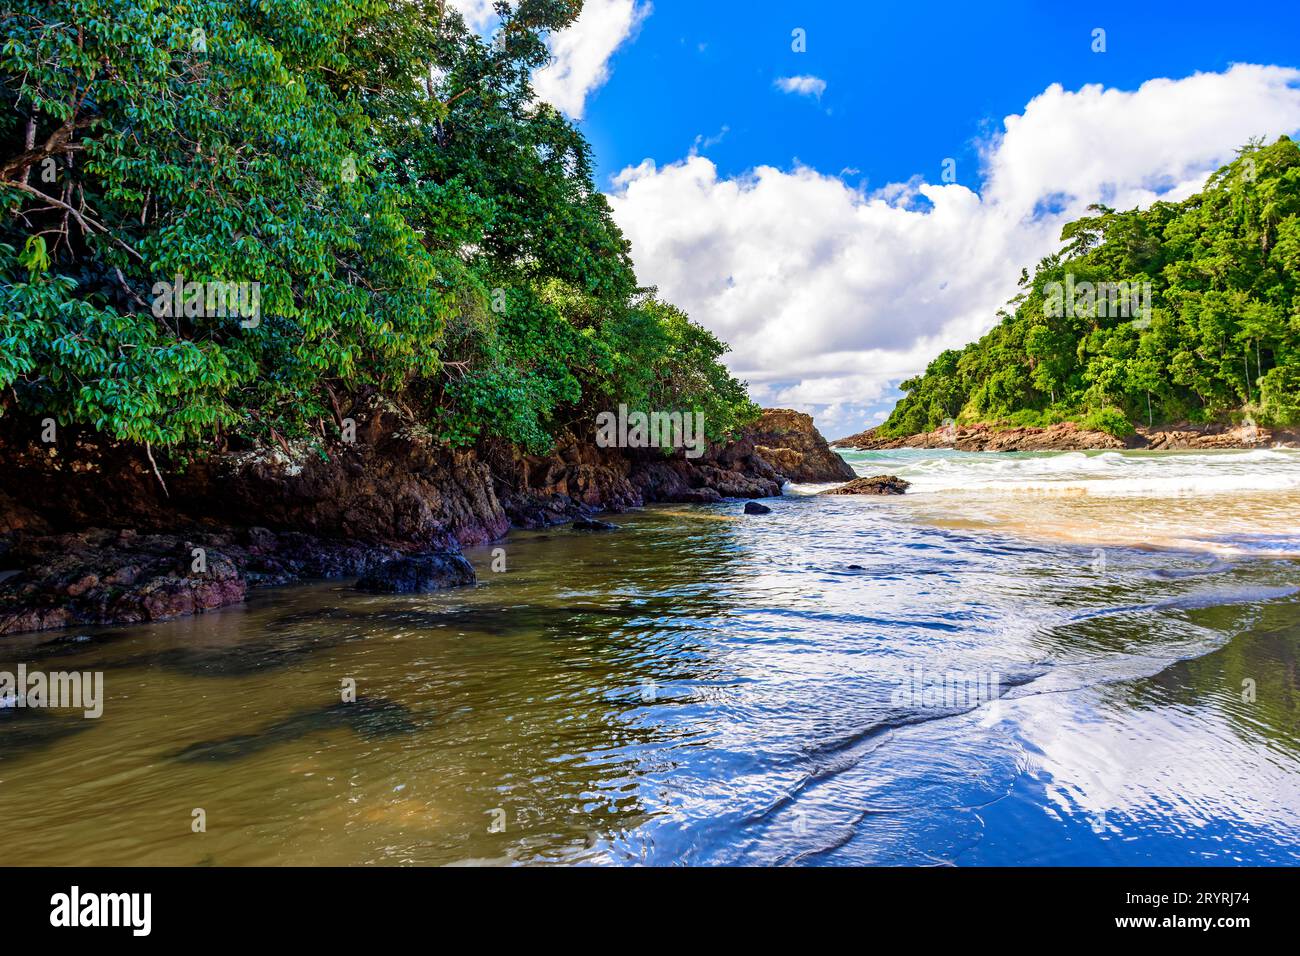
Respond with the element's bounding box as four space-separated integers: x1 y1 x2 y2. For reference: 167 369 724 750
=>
1 447 1298 865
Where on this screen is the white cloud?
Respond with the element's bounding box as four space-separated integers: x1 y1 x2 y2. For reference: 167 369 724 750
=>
445 0 649 120
446 0 499 32
775 75 827 99
692 125 729 153
607 65 1300 437
533 0 652 119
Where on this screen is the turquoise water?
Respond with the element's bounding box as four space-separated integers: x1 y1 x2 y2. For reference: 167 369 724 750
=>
1 447 1298 864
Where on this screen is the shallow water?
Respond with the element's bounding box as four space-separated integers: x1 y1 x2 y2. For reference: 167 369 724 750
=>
2 448 1298 865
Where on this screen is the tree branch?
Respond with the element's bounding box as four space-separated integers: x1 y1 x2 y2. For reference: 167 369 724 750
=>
0 117 94 181
1 179 143 262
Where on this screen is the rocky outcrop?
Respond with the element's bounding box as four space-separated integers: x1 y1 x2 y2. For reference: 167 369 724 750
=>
819 475 910 496
749 408 856 482
834 422 1123 452
834 420 1299 452
624 432 784 504
1139 424 1300 450
0 398 785 635
0 527 404 635
354 553 476 594
483 427 782 520
0 403 507 551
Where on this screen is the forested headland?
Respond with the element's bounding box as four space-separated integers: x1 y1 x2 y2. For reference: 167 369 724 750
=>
880 136 1300 438
0 1 758 459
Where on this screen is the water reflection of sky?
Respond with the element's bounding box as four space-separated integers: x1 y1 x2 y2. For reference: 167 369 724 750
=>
592 493 1300 866
3 449 1298 866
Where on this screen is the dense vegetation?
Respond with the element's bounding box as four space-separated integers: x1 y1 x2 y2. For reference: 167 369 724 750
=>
882 136 1300 437
0 0 757 457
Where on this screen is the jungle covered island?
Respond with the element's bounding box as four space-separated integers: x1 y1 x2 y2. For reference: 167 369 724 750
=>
876 136 1300 441
0 0 758 459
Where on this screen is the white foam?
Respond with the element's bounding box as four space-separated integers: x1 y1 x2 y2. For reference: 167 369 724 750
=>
836 447 1300 498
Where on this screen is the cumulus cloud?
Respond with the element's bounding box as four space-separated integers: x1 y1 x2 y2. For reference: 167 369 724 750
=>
774 75 827 99
607 65 1300 437
533 0 652 118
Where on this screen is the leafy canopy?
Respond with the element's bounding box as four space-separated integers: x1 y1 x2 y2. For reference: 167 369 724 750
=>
0 0 757 453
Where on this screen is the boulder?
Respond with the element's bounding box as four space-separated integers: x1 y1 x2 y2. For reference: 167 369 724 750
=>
819 475 911 496
572 517 619 531
748 409 856 482
354 553 476 594
0 530 252 635
743 501 772 515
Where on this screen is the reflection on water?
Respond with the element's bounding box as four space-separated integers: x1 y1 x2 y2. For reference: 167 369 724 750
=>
1 448 1298 865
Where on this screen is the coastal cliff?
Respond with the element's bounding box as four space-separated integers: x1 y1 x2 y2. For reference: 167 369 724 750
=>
0 403 850 635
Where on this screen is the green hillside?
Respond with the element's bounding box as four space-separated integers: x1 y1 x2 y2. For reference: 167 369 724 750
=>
881 136 1300 438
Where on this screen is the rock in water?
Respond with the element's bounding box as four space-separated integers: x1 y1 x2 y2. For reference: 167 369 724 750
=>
819 475 910 496
169 696 421 762
743 501 772 514
355 553 476 593
572 517 619 531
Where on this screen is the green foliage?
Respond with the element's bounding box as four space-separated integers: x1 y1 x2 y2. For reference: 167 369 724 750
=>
880 137 1300 435
1080 406 1135 437
0 0 754 454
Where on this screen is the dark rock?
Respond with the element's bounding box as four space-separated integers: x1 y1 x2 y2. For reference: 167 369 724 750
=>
168 696 422 763
748 408 856 482
0 528 413 635
743 501 772 515
0 705 96 757
572 517 619 531
664 487 724 504
819 475 911 496
0 398 789 635
354 553 476 594
0 532 247 635
831 422 1123 452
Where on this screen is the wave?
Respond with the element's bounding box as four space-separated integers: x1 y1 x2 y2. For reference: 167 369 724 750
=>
907 474 1300 496
829 446 1300 498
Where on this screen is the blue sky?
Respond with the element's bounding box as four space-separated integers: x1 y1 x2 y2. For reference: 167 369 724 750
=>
457 0 1300 436
583 2 1300 192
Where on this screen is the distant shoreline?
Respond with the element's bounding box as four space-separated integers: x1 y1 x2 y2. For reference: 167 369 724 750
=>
833 421 1300 453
